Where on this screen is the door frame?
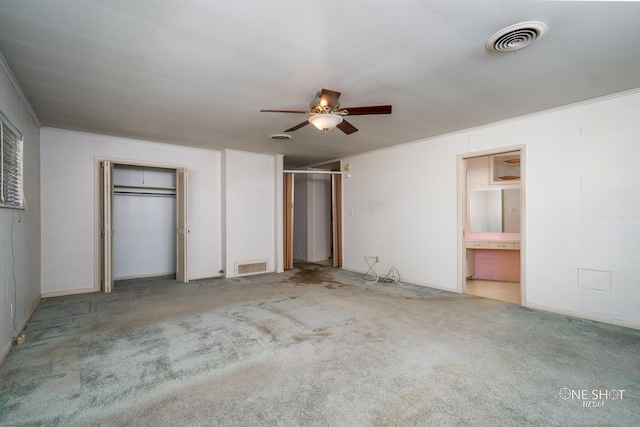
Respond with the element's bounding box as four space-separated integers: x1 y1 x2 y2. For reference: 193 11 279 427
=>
456 144 526 305
94 157 189 291
283 172 294 270
283 169 344 269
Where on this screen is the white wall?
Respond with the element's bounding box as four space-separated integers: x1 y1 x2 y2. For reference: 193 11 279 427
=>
40 128 222 295
221 149 278 277
344 134 465 289
293 174 308 262
113 193 176 279
0 60 41 361
308 174 331 263
112 165 176 280
343 89 640 328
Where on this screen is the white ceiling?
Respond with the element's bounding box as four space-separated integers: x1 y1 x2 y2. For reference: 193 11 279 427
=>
1 1 640 168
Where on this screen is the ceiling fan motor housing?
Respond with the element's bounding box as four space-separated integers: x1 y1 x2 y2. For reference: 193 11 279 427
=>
310 91 339 113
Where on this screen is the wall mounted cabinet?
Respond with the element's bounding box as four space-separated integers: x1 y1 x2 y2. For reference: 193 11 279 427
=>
490 153 520 185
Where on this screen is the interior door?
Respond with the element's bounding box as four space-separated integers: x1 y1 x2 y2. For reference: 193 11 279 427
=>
100 160 113 292
176 168 189 282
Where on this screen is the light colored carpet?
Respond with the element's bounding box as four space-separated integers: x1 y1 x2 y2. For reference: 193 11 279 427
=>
1 264 638 426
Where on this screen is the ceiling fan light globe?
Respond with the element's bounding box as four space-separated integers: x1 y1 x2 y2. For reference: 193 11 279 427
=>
308 114 343 132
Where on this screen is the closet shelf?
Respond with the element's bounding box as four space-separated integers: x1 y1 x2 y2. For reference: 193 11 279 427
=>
113 184 176 190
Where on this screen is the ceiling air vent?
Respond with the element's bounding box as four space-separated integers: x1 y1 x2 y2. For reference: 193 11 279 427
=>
485 21 547 53
271 134 292 140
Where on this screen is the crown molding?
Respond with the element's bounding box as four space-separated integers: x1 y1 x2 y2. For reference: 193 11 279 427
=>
0 51 41 128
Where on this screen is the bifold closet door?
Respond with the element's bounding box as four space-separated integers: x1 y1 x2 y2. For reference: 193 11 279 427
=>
176 168 189 282
100 160 114 293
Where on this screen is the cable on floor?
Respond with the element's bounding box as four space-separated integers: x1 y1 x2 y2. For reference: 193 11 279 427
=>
363 255 402 285
363 256 379 284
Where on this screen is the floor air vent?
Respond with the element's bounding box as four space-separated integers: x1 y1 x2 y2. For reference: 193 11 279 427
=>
235 260 268 277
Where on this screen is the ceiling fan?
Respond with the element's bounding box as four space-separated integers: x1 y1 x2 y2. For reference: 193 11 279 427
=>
260 88 392 134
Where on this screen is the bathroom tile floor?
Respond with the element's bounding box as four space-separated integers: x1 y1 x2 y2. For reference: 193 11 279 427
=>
466 279 520 304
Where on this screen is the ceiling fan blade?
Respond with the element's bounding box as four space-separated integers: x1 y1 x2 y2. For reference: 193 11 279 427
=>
337 119 358 135
320 88 341 110
260 109 309 114
285 121 310 132
338 105 392 115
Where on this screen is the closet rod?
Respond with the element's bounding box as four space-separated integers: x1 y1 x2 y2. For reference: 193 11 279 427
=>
114 184 176 190
283 170 343 175
114 192 176 197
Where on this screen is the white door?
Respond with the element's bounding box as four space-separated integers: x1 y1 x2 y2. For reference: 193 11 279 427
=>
100 160 113 292
176 168 189 282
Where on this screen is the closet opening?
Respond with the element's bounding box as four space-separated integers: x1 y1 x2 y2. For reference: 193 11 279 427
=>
97 160 188 293
283 164 343 270
458 147 525 305
113 164 177 282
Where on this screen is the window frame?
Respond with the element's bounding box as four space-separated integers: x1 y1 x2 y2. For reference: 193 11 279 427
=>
0 111 24 210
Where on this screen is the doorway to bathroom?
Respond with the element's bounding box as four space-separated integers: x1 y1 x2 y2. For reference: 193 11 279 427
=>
458 147 525 305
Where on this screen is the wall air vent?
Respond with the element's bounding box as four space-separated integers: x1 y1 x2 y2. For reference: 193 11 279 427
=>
486 21 547 53
235 259 268 277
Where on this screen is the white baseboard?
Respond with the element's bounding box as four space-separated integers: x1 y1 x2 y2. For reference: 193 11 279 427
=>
43 275 225 297
341 266 458 292
18 295 40 332
0 339 11 366
0 295 40 365
345 267 640 331
41 286 96 298
188 273 223 281
114 272 175 281
524 302 640 331
115 273 226 282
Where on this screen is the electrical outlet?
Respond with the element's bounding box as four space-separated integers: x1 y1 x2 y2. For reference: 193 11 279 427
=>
375 256 379 263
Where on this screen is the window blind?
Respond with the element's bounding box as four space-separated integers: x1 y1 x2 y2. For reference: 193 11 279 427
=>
0 113 23 209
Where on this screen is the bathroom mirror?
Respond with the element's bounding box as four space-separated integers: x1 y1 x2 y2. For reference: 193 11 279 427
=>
469 189 520 233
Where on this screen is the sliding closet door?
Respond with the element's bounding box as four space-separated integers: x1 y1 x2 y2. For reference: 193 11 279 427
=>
283 173 294 270
176 168 189 282
100 160 114 293
332 174 343 268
